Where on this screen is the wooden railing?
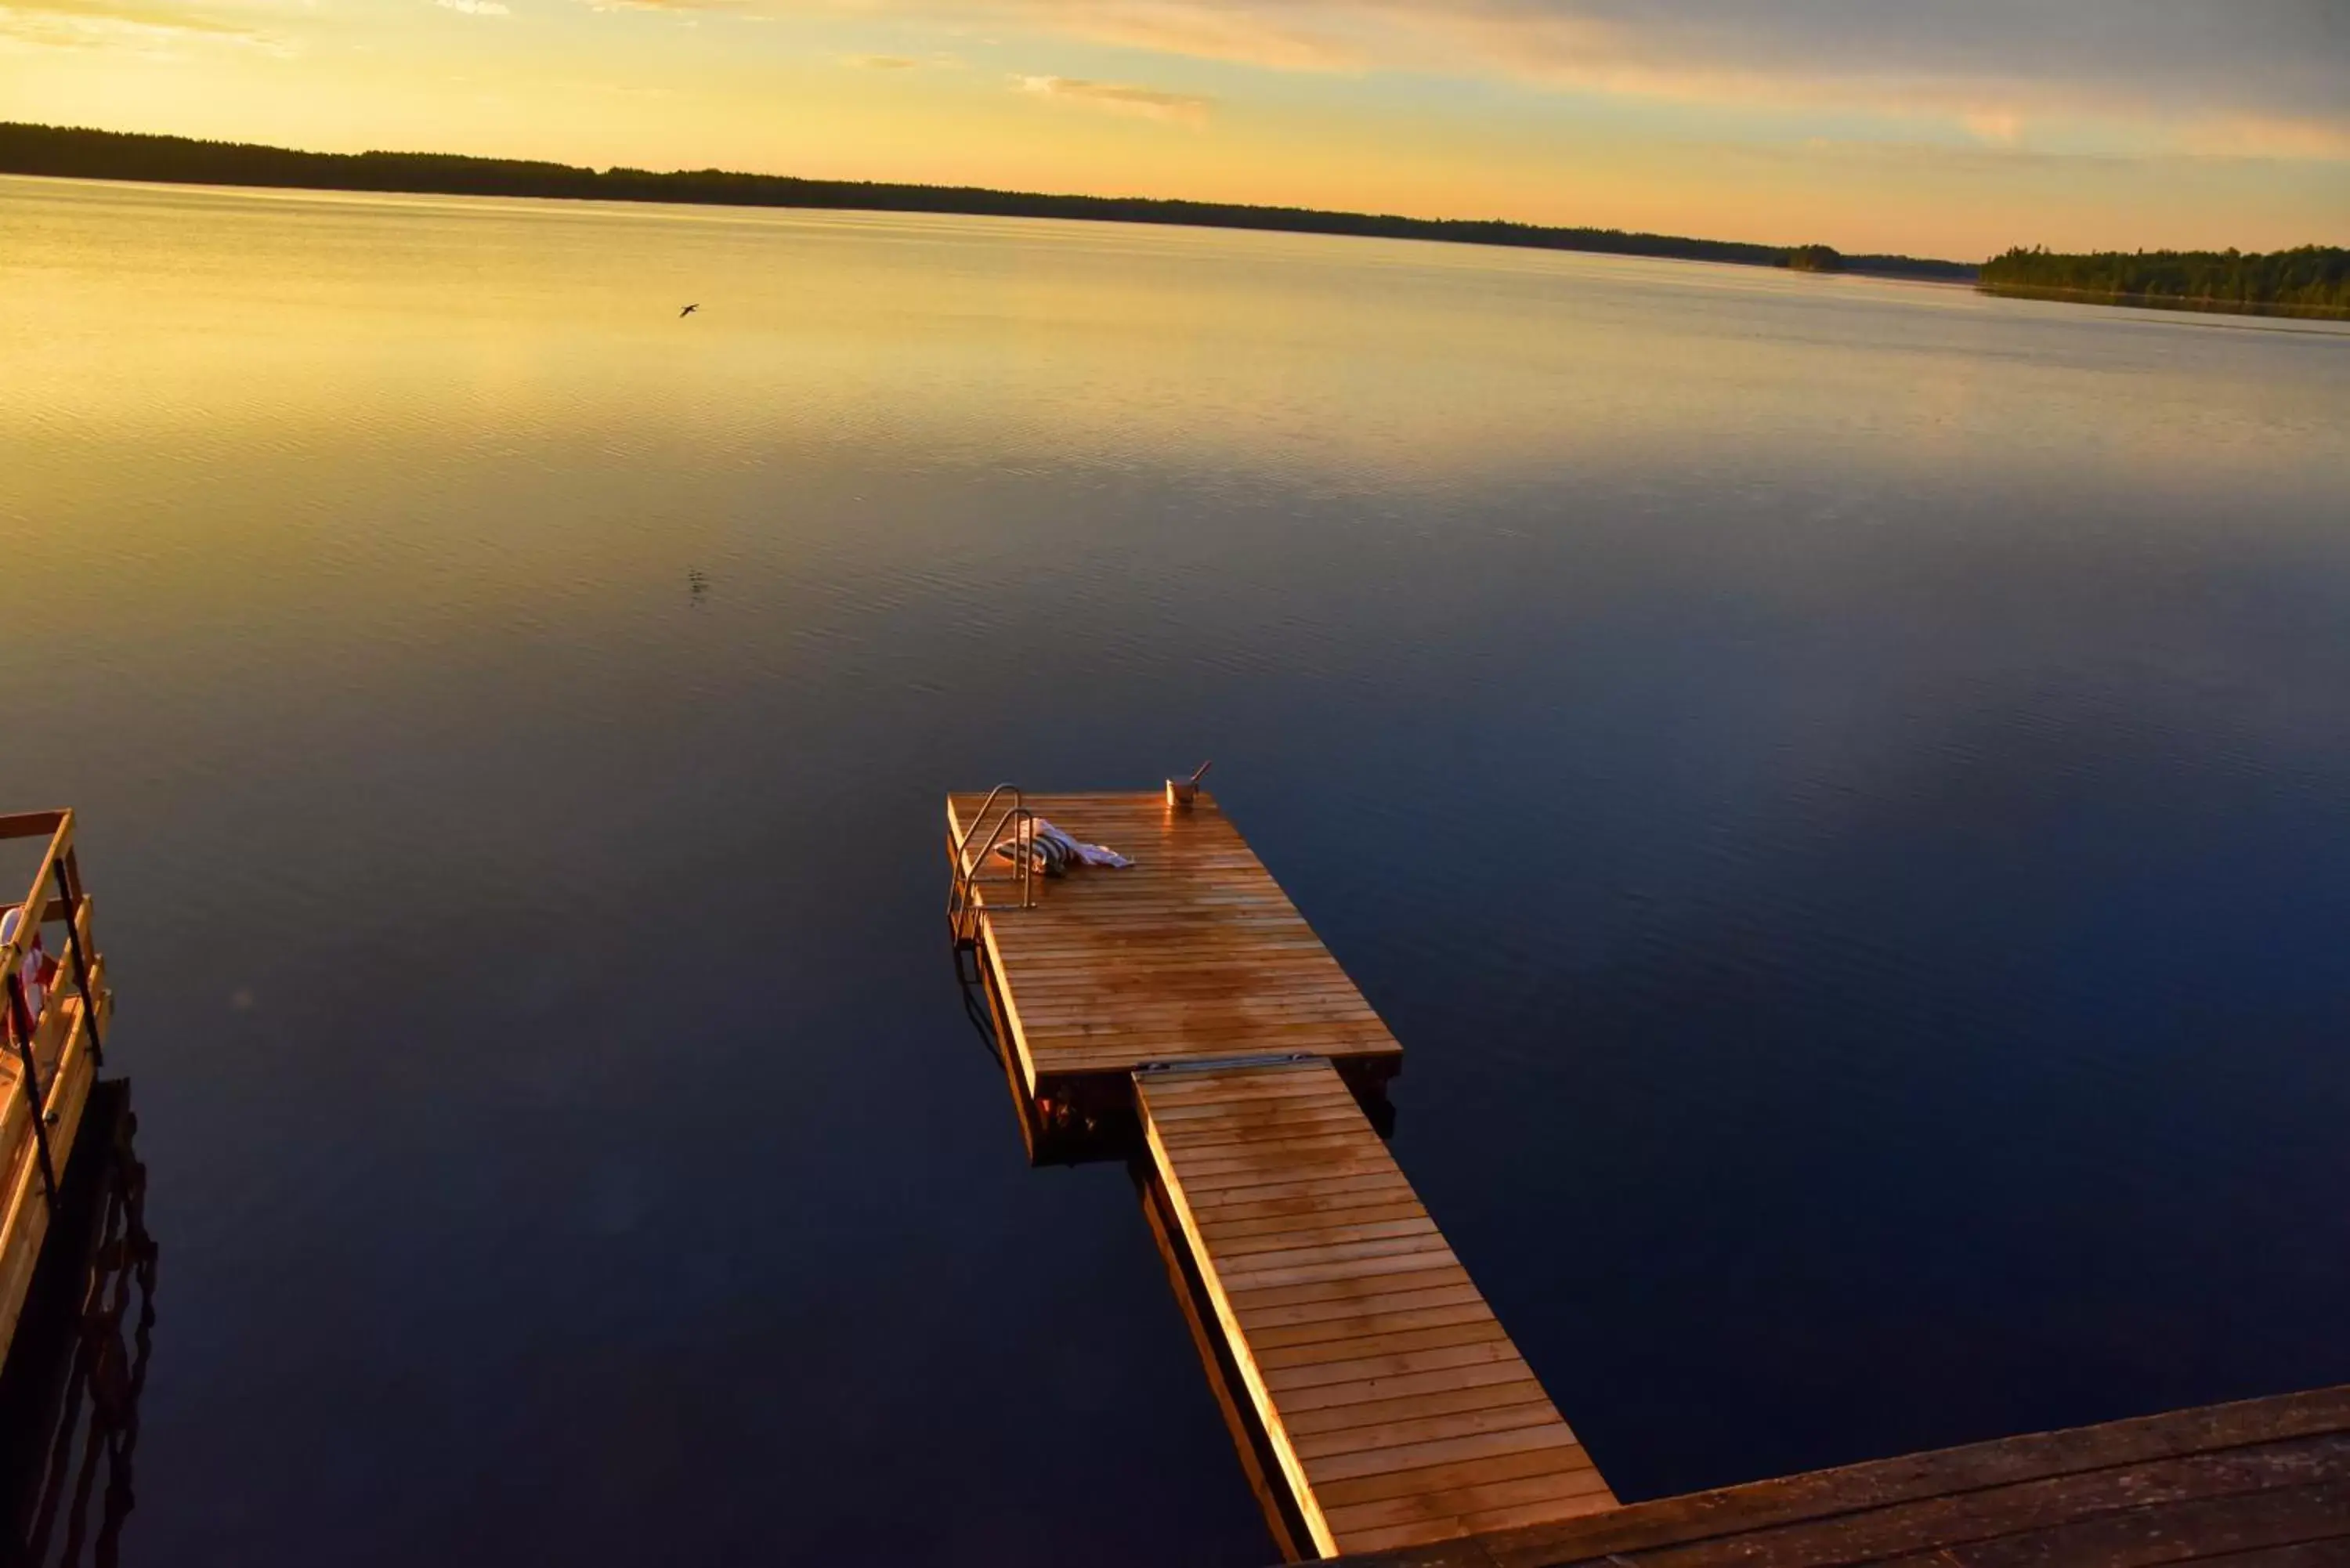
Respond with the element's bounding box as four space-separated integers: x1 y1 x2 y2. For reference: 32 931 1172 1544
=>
0 811 108 1218
0 810 112 1370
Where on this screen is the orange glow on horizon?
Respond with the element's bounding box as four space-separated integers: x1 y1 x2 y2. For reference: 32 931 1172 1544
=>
5 1 2345 258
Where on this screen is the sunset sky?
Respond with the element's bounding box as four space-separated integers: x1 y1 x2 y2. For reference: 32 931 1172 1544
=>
6 1 2347 258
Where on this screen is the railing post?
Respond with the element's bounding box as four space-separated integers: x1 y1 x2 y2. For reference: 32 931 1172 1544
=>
5 970 60 1212
52 857 103 1068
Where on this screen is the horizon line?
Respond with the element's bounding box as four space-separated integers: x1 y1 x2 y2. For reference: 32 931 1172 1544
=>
0 119 1989 279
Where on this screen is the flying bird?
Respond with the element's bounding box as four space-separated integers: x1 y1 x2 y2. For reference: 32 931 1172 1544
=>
678 303 699 318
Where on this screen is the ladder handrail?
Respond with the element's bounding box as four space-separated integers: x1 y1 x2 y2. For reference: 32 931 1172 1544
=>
951 808 1035 944
953 784 1022 858
963 807 1035 909
949 786 1036 945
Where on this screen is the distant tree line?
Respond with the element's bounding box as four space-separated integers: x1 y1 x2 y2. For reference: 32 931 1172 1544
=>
1980 245 2350 318
1 121 1977 282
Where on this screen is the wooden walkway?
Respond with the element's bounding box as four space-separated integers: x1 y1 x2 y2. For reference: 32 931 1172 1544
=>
1142 1058 1614 1556
1337 1382 2350 1568
946 788 1613 1558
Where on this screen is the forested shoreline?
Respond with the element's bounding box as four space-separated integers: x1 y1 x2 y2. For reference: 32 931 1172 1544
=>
24 122 2341 320
1979 245 2350 319
0 121 1976 281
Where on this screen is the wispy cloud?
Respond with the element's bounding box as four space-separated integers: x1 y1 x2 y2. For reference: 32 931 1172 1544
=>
1014 72 1211 125
850 51 916 66
799 1 2350 160
584 0 739 13
0 0 275 47
1004 1 1358 72
435 0 511 15
1396 3 2350 160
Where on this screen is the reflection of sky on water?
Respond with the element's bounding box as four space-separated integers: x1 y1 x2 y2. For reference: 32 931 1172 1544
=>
4 174 2347 1566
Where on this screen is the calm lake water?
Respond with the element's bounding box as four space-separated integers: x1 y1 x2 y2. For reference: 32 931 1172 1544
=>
3 174 2348 1565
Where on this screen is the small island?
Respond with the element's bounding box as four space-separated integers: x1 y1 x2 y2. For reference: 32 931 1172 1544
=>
1979 244 2350 320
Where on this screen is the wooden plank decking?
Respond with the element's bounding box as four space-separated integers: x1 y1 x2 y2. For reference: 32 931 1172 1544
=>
945 791 1402 1114
946 786 1610 1555
1141 1058 1615 1557
1336 1382 2350 1568
942 783 2344 1568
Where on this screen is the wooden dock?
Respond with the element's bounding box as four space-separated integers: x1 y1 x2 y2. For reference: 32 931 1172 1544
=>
0 811 114 1378
1336 1382 2350 1568
947 788 1614 1556
1143 1058 1614 1555
948 789 1401 1149
943 784 2347 1565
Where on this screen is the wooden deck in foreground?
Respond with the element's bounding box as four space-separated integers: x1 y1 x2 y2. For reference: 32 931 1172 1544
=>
1143 1058 1614 1556
1332 1382 2350 1568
